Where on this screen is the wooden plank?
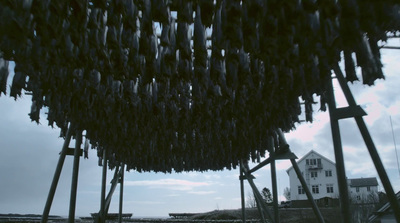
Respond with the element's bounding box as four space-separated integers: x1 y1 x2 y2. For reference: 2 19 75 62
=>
66 148 83 157
332 106 367 120
249 151 297 174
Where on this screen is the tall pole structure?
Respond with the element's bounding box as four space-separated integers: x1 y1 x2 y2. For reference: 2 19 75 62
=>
333 65 400 222
99 149 108 223
42 123 74 223
239 162 246 223
276 129 325 223
119 164 125 223
326 73 352 223
270 137 280 223
68 130 82 223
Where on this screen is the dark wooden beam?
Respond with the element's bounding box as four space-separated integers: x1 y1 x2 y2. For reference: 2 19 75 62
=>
249 151 297 174
42 123 74 223
332 105 367 120
68 131 82 223
333 64 400 223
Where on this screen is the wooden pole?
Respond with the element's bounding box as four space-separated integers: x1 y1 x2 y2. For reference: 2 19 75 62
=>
239 162 246 223
276 129 325 223
253 190 267 223
241 162 275 223
105 166 120 214
99 149 107 223
326 73 352 223
290 159 325 223
119 164 125 223
105 166 120 213
333 64 400 222
269 137 280 223
68 130 82 223
42 123 74 223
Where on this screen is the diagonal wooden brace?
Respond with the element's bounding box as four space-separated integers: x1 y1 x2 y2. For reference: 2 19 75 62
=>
241 161 275 223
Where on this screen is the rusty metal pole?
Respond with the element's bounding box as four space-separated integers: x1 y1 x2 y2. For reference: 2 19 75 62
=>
68 130 82 223
42 123 74 223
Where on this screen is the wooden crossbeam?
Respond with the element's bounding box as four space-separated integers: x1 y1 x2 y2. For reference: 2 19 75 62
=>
331 105 367 120
249 151 297 174
66 148 83 157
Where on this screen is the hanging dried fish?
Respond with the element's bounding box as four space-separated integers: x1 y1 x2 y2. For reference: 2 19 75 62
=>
222 0 242 49
344 50 358 83
177 22 191 60
242 0 262 54
177 0 193 23
225 49 239 93
151 0 169 24
141 0 153 34
0 58 9 95
122 0 138 31
0 0 398 172
194 4 208 90
10 66 26 99
199 0 214 27
160 23 171 47
84 137 89 159
29 100 40 123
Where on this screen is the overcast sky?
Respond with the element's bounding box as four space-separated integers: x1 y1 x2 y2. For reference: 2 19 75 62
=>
1 40 400 218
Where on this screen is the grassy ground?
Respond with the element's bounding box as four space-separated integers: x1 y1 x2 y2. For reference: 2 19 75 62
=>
189 207 341 223
0 208 341 223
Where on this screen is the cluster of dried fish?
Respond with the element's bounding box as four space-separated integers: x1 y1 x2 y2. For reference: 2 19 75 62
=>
0 0 399 172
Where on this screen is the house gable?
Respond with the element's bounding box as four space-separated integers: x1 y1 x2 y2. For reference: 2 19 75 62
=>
286 150 336 174
286 149 339 202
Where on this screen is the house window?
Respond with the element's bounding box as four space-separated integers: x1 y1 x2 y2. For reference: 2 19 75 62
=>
298 186 305 195
326 184 334 193
325 170 332 177
311 171 318 178
356 195 361 200
312 185 319 194
307 158 322 167
356 187 360 192
367 186 371 192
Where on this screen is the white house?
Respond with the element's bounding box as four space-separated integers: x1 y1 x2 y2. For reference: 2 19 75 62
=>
348 177 379 203
286 150 339 201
